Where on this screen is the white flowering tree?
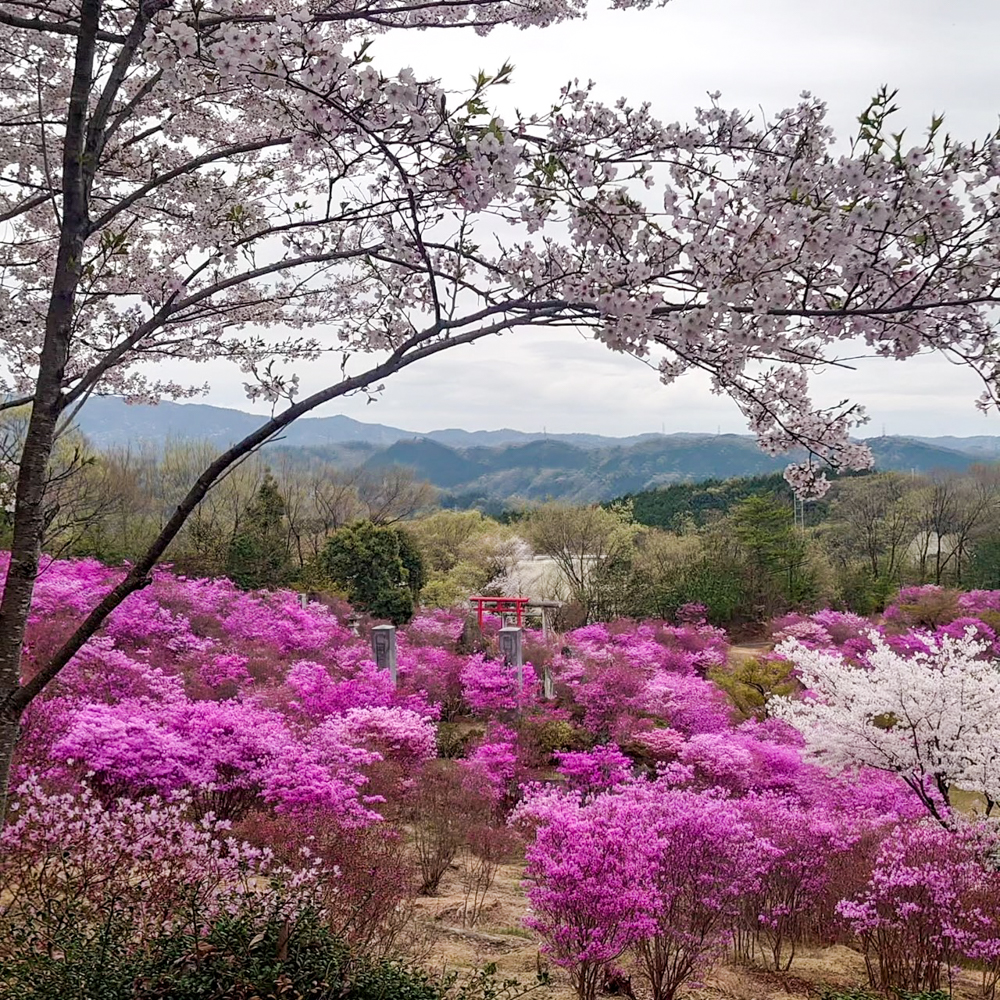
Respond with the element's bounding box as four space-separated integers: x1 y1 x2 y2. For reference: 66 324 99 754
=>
3 0 1000 813
772 632 1000 823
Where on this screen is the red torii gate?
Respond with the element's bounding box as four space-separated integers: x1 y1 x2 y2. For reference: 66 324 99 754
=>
469 595 529 629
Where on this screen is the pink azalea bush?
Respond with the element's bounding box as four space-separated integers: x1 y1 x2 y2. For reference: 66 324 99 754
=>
836 822 999 993
518 767 998 999
0 779 321 949
11 553 1000 998
13 558 440 828
554 744 634 795
461 652 539 716
519 785 662 1000
520 780 781 1000
550 619 732 741
464 723 522 805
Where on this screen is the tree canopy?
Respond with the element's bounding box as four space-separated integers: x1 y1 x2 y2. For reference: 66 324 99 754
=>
322 521 426 625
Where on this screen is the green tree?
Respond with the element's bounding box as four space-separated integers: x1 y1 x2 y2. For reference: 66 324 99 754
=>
967 536 1000 590
224 473 292 590
403 509 517 606
321 521 426 625
730 494 811 618
711 655 798 720
818 472 917 608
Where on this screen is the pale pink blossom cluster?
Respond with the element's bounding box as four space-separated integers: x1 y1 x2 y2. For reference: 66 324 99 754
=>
773 629 1000 820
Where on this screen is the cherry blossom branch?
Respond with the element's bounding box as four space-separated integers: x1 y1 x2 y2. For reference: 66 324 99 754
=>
6 304 561 711
89 136 295 233
0 8 126 43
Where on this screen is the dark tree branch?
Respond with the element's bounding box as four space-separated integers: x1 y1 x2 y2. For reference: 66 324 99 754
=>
0 8 126 42
7 304 564 711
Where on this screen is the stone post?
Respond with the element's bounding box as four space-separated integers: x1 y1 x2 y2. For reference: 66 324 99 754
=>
498 626 523 691
371 624 397 687
542 666 554 699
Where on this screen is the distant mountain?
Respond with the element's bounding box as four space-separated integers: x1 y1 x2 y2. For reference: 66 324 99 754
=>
74 397 410 449
910 435 1000 458
71 398 992 508
357 434 983 507
421 427 665 449
864 436 976 474
74 397 666 451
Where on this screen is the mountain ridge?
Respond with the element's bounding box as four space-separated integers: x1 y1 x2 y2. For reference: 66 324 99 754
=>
74 396 1000 453
74 396 673 450
71 397 998 508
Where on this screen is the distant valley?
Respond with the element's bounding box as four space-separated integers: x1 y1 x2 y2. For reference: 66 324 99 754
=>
74 397 1000 508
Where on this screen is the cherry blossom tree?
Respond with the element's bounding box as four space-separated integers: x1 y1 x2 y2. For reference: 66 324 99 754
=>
772 630 1000 822
4 0 1000 816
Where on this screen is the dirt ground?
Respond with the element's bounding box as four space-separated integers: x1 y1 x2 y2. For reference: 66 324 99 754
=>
412 860 884 1000
727 641 773 665
416 851 987 1000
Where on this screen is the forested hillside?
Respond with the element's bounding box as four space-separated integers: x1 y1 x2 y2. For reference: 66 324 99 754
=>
360 435 976 508
613 473 807 528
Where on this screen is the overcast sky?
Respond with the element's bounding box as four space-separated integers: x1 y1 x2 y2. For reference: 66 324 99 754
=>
190 0 1000 437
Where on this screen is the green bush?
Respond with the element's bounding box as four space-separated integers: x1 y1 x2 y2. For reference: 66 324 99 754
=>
833 567 896 616
321 520 426 625
818 991 879 1000
225 472 293 591
819 990 950 1000
2 909 349 1000
436 721 482 758
518 717 589 767
2 907 543 1000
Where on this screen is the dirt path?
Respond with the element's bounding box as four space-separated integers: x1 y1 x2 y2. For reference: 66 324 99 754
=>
727 641 773 667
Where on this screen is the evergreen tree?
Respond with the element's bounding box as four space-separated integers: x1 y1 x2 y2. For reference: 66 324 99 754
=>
225 473 291 590
731 494 811 617
321 521 425 625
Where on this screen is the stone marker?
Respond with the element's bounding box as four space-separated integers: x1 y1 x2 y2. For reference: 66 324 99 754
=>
542 666 554 699
498 626 523 691
371 624 397 686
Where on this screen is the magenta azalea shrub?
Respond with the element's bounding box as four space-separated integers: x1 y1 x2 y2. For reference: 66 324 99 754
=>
521 780 779 1000
464 723 521 805
554 744 633 795
461 652 539 716
14 559 440 827
836 822 997 993
10 553 1000 998
520 786 662 1000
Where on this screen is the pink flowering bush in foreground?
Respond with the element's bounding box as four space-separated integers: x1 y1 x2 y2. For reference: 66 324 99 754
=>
14 560 442 828
519 768 1000 999
519 778 830 1000
518 787 661 1000
0 780 321 949
836 822 1000 993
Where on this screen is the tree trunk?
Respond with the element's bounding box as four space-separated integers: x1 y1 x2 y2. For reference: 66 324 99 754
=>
0 708 20 820
0 0 101 826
